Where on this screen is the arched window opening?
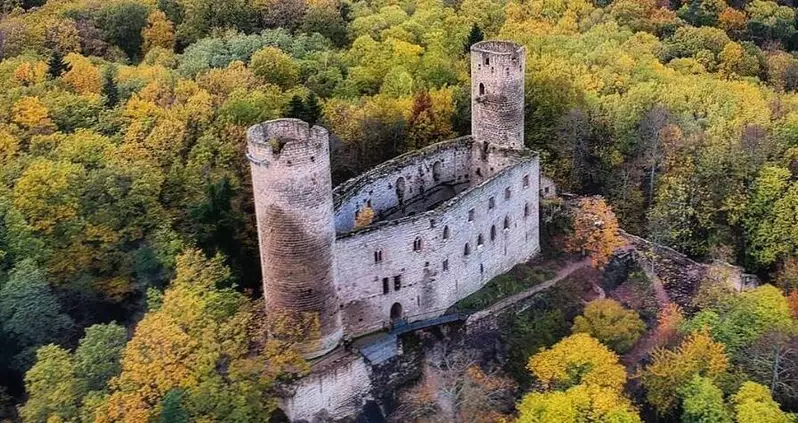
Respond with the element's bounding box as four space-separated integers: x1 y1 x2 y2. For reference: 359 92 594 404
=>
433 161 442 182
464 243 471 256
523 175 530 188
443 225 450 239
489 196 495 210
491 225 496 241
395 177 406 203
484 57 490 65
524 203 530 218
479 83 485 95
477 234 484 246
505 187 511 200
504 216 510 230
374 250 383 263
413 237 423 252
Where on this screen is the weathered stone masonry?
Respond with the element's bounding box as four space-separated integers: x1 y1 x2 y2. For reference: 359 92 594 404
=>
247 121 343 359
247 40 538 421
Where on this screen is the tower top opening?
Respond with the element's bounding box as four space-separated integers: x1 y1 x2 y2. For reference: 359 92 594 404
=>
470 40 524 56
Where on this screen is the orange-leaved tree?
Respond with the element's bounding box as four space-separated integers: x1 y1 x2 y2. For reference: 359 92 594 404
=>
566 196 626 268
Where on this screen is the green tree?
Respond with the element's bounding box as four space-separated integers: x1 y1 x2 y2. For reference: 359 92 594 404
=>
285 95 306 120
732 381 793 423
159 389 189 423
678 0 727 27
95 1 150 60
683 285 795 356
744 166 798 268
47 50 68 79
304 92 323 126
465 23 484 52
678 376 733 423
102 67 119 108
74 323 127 392
0 260 74 361
572 299 645 353
19 345 83 423
249 46 300 89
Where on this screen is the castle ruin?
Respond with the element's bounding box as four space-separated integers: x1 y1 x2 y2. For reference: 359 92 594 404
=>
247 40 540 420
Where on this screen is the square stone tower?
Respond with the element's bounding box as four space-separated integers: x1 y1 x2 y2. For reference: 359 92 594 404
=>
470 40 526 150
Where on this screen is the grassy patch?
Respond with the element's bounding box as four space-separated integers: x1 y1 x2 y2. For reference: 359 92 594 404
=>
450 263 556 313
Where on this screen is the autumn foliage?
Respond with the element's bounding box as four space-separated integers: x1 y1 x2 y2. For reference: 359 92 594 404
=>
641 330 729 414
565 196 626 268
572 299 646 353
518 333 641 422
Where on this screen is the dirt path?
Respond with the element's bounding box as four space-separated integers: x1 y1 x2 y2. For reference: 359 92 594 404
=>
467 257 592 323
621 258 673 372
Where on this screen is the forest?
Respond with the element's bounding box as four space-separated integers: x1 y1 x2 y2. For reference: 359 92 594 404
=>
1 0 798 420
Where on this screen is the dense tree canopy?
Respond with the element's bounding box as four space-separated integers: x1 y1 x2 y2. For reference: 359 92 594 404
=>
3 0 798 419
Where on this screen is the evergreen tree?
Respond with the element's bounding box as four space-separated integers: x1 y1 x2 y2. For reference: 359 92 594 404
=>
304 92 323 126
159 389 189 423
285 95 306 121
102 68 119 108
47 50 68 79
465 24 484 52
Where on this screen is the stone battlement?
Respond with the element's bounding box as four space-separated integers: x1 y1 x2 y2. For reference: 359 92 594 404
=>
246 118 330 168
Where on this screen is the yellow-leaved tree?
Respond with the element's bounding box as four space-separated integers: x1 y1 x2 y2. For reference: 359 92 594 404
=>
142 10 176 54
517 333 641 423
62 53 102 96
11 96 55 133
94 249 308 422
572 299 646 353
354 205 376 229
641 330 729 415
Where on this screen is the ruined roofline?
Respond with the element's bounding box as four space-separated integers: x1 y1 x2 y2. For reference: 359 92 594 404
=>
332 135 476 208
470 40 525 56
334 151 538 240
332 135 537 207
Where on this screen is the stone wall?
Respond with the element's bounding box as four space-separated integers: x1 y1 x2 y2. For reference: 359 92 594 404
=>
332 137 475 233
609 231 757 313
334 155 541 338
247 119 343 358
280 353 373 422
470 41 525 150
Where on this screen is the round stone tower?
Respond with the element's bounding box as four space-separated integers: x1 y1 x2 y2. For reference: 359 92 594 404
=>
246 118 343 359
470 40 526 149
